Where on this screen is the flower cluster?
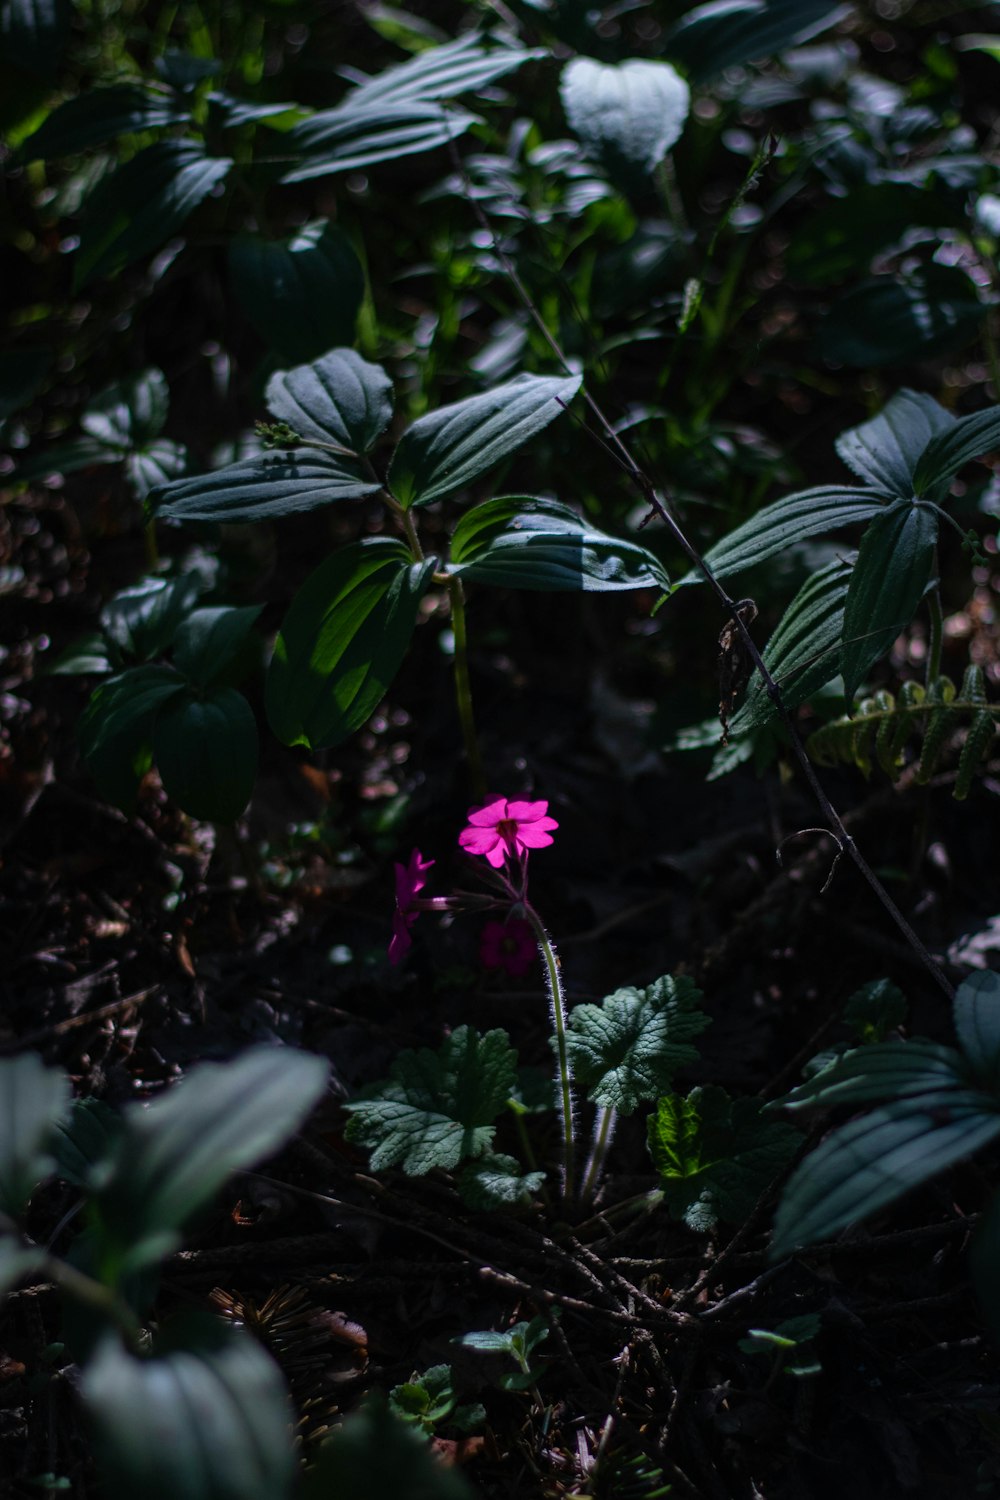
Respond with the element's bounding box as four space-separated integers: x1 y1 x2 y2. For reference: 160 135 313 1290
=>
458 796 559 869
388 848 434 966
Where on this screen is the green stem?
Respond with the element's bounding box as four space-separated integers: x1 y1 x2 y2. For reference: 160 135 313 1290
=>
524 903 575 1205
579 1105 617 1204
43 1253 142 1346
446 574 486 803
926 581 943 687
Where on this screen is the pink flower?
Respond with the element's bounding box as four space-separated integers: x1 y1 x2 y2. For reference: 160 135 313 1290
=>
480 917 536 978
458 797 559 869
388 849 434 965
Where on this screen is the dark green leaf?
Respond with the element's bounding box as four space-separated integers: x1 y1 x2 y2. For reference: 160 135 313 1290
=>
560 58 689 186
82 368 169 450
1 0 70 78
153 51 220 91
388 372 581 508
844 979 908 1044
567 973 710 1114
785 184 962 286
94 1047 329 1272
450 495 669 592
18 84 189 160
78 665 186 812
206 90 299 130
347 32 537 108
841 500 938 706
172 605 262 689
83 1324 295 1500
74 141 232 289
665 0 849 82
818 266 987 368
457 1152 546 1210
153 688 258 823
302 1396 474 1500
53 1099 123 1190
101 573 208 664
343 1026 518 1175
264 349 394 456
0 1054 70 1216
266 539 435 750
778 1038 969 1112
912 405 1000 499
954 971 1000 1090
127 440 188 500
229 224 365 364
770 1097 1000 1258
152 448 378 523
282 102 478 182
836 388 954 495
45 634 112 676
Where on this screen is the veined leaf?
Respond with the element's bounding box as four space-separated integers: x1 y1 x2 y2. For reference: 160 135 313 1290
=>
152 448 378 523
347 32 538 108
53 1098 124 1190
778 1038 970 1112
172 604 262 689
206 90 300 130
229 224 365 364
665 0 850 82
153 687 258 823
560 58 689 186
344 1026 518 1176
449 495 669 592
82 368 169 450
836 388 954 495
282 101 478 182
458 1152 546 1210
954 971 1000 1090
266 539 436 750
18 84 189 160
912 404 1000 499
127 440 188 500
0 1054 70 1216
264 349 394 456
74 141 232 289
101 573 208 665
567 973 709 1114
841 500 938 706
78 664 186 812
388 371 581 508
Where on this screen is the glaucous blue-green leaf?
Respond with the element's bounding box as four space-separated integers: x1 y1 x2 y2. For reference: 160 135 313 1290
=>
778 1038 969 1112
78 665 186 812
266 539 436 750
152 448 378 524
732 556 853 731
172 605 262 689
101 572 208 664
449 495 669 592
388 371 581 508
770 1096 1000 1259
836 388 954 495
818 266 986 368
665 0 849 82
680 486 891 587
0 1054 70 1215
458 1152 546 1211
560 58 689 186
282 102 479 182
53 1098 124 1190
302 1397 475 1500
18 84 189 160
912 404 1000 501
83 368 169 450
954 971 1000 1090
841 500 938 706
343 1026 518 1176
567 973 709 1114
1 0 70 77
94 1047 329 1272
648 1085 800 1234
74 141 233 289
83 1323 295 1500
153 687 258 823
229 223 364 364
264 349 393 456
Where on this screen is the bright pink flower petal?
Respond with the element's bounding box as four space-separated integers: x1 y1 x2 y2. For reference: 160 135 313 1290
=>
515 826 555 850
388 910 414 965
459 826 503 857
505 799 550 823
466 798 508 828
484 840 509 868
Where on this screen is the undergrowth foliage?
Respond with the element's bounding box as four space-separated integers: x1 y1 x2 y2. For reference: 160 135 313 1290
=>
4 0 1000 1496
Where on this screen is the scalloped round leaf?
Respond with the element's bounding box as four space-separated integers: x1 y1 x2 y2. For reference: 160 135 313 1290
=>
153 687 258 823
230 224 364 365
560 58 689 185
264 349 394 456
151 448 378 523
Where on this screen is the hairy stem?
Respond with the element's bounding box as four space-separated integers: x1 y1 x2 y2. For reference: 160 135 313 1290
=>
524 903 576 1204
579 1105 618 1205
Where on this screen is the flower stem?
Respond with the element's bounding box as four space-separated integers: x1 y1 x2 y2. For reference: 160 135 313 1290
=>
446 574 486 802
579 1105 618 1204
524 902 575 1204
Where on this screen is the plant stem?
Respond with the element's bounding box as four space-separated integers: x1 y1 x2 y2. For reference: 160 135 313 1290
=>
926 581 943 687
579 1105 618 1204
524 903 576 1205
446 574 486 802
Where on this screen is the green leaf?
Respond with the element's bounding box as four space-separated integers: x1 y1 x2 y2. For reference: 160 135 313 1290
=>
567 973 710 1115
45 633 112 676
266 539 435 750
283 102 478 182
785 184 961 287
648 1085 800 1234
83 1323 295 1500
18 84 189 160
93 1047 329 1273
560 58 689 187
229 223 365 364
78 665 186 812
912 405 1000 500
841 500 938 706
844 979 908 1044
302 1396 474 1500
954 971 1000 1090
1 0 70 78
172 605 262 689
264 349 394 456
127 440 188 500
343 1026 518 1176
770 1096 1000 1259
74 141 232 289
152 448 378 524
82 368 169 450
346 32 537 108
0 346 50 431
457 1152 546 1210
836 388 955 495
449 495 669 592
389 1365 456 1430
153 687 258 823
818 266 987 368
778 1038 969 1112
0 1054 70 1216
53 1099 123 1190
101 572 208 664
682 487 891 587
388 372 581 509
665 0 849 82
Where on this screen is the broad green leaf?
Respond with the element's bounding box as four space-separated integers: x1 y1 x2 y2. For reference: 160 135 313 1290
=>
841 500 938 706
266 539 435 750
778 1038 969 1112
954 971 1000 1090
18 84 189 160
53 1098 123 1190
648 1085 800 1234
101 573 207 664
458 1152 546 1210
78 665 186 811
172 605 262 689
732 556 853 731
82 368 169 450
912 404 1000 500
347 32 537 108
818 266 986 368
388 372 581 508
153 688 258 823
665 0 849 82
83 1323 295 1500
94 1047 328 1272
152 448 378 524
343 1026 518 1176
0 1054 70 1215
74 141 232 289
770 1096 1000 1258
836 389 954 495
264 349 394 456
1 0 70 78
389 1364 457 1429
681 486 891 587
229 223 365 364
282 101 478 182
302 1397 474 1500
449 496 669 592
206 90 300 131
567 973 710 1114
560 58 689 186
0 1242 47 1297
